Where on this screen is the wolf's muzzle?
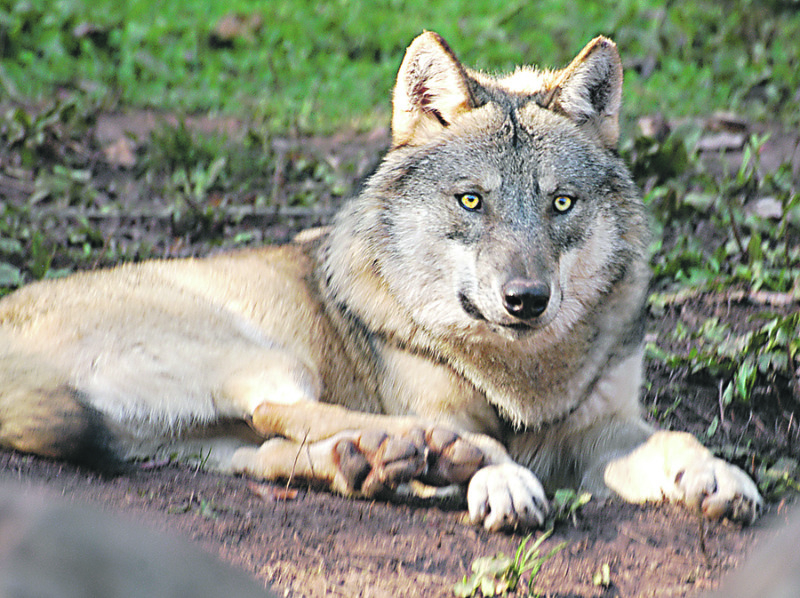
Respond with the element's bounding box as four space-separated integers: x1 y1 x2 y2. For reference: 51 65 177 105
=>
501 279 550 319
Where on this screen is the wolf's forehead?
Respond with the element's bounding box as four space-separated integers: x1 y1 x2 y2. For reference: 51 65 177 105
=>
486 105 609 188
470 63 553 98
492 67 551 96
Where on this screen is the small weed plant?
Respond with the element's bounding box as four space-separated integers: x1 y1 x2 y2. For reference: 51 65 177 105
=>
548 488 592 528
453 490 587 597
642 132 800 411
453 530 566 598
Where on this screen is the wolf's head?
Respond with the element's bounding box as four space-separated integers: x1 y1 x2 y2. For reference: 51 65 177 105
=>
323 32 649 353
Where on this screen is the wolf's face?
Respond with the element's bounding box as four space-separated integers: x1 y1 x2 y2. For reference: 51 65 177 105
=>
371 35 646 346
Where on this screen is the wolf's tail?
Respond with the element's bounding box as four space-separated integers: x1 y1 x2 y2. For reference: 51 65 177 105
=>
0 355 122 472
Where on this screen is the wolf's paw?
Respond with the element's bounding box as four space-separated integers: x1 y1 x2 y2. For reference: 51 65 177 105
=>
605 430 763 523
674 457 763 523
332 429 427 497
467 463 548 532
419 427 485 486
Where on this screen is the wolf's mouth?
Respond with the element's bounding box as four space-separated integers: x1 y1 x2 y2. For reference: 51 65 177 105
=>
499 321 533 332
459 292 535 333
458 292 486 322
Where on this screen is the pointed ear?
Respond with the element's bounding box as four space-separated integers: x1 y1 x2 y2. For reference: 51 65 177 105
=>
543 36 623 148
391 31 475 147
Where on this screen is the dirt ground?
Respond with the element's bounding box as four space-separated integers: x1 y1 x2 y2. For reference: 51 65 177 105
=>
0 446 789 598
1 112 799 598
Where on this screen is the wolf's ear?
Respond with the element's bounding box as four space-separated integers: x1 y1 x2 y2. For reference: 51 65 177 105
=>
541 36 623 148
391 31 475 147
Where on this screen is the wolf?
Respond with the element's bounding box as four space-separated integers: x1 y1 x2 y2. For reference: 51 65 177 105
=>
0 32 762 531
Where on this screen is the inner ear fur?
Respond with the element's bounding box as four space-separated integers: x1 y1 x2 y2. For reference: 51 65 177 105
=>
391 31 475 147
539 36 623 148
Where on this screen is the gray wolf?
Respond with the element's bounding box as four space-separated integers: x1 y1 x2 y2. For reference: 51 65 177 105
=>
0 32 762 531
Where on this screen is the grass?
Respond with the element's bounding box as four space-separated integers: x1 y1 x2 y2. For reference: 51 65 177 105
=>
639 127 799 406
453 531 566 597
2 1 800 131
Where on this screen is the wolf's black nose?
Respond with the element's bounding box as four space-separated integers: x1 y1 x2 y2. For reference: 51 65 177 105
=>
502 279 550 319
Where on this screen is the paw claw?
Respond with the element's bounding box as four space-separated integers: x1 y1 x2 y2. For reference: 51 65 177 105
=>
677 458 762 524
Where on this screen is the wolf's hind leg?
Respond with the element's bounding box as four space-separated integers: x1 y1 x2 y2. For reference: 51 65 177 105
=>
230 428 429 497
233 401 489 495
0 355 119 470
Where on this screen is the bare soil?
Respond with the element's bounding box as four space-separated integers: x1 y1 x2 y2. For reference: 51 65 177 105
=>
0 446 786 598
1 111 798 598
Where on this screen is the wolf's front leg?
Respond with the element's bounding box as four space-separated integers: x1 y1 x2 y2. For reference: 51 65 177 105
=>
602 429 763 522
466 462 549 531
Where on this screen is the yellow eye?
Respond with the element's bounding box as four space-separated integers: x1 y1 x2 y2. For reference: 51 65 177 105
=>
553 195 574 213
458 192 482 211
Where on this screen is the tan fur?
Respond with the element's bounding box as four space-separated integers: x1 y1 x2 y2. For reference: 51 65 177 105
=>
0 33 761 531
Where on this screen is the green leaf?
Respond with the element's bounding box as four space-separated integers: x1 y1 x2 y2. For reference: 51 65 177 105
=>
452 576 478 597
0 237 24 254
0 262 23 288
480 576 498 596
593 563 611 587
706 416 719 438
